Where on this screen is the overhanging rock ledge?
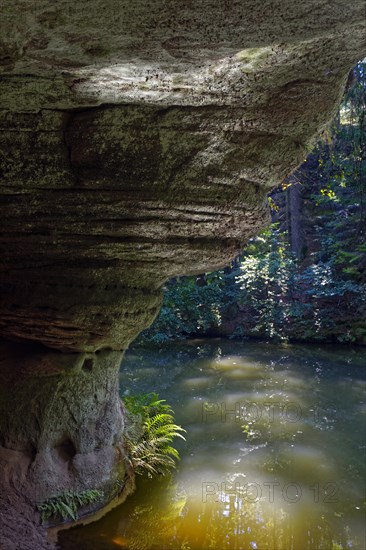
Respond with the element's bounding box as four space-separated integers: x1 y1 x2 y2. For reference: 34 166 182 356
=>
0 1 365 548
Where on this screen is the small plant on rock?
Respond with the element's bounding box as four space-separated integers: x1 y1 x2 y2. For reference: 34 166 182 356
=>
123 392 186 477
37 488 104 524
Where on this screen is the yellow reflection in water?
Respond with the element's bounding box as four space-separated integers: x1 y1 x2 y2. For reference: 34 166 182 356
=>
105 476 363 550
111 536 129 548
60 342 366 550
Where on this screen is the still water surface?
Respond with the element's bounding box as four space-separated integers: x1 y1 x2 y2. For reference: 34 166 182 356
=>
60 340 366 550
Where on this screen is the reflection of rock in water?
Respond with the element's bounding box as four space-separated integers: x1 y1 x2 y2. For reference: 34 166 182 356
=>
0 340 134 549
0 0 365 546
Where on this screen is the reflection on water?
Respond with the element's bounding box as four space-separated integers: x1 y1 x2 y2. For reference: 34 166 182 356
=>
60 340 366 550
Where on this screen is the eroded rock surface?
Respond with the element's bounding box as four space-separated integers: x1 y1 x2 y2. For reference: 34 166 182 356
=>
1 0 365 111
0 340 134 548
0 1 365 547
0 2 365 351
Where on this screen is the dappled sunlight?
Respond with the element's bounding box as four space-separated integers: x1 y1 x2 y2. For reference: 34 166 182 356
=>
223 368 266 381
182 376 214 390
262 443 338 481
213 356 263 371
270 371 312 391
61 341 366 550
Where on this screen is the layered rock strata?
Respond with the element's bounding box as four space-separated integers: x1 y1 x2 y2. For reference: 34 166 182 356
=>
0 0 365 547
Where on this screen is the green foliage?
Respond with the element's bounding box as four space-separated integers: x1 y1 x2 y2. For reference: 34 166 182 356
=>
137 62 366 346
37 489 104 524
236 224 298 340
136 270 238 343
123 392 186 477
235 231 364 343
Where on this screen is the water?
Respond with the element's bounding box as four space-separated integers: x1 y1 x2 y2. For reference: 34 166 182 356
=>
60 340 366 550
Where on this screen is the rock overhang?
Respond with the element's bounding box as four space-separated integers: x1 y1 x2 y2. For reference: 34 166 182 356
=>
0 3 365 546
1 0 365 110
0 0 365 352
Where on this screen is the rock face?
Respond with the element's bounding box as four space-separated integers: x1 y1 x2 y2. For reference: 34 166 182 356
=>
0 342 124 479
1 106 272 351
0 1 365 351
1 0 365 111
0 339 134 549
0 1 365 547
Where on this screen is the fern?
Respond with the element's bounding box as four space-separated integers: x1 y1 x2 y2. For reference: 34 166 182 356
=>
37 489 104 524
123 392 186 477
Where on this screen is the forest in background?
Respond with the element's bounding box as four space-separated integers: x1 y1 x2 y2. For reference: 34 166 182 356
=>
137 62 366 346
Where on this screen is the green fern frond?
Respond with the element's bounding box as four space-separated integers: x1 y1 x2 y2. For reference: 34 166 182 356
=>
123 392 186 476
37 489 104 524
